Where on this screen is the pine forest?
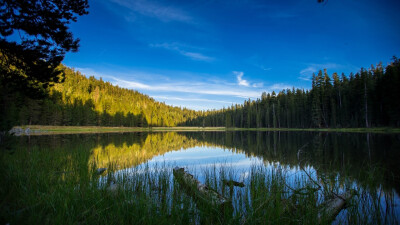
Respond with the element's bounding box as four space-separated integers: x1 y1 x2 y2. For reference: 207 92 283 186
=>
1 58 400 130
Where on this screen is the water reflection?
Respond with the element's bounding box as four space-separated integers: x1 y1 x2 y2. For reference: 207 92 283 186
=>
9 131 400 223
11 131 400 196
141 146 265 182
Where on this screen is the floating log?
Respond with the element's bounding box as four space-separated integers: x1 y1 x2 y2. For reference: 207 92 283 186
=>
173 167 232 210
318 190 354 223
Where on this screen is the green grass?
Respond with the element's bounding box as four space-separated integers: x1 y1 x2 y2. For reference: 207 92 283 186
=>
14 125 226 135
1 144 398 224
12 125 400 135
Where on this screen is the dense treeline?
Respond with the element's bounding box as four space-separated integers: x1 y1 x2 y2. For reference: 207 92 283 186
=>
1 65 198 130
184 57 400 128
1 58 399 130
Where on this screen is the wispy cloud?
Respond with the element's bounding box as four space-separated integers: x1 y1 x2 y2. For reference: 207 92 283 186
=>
269 83 291 90
246 55 272 72
79 69 260 99
254 64 272 71
299 63 344 81
181 52 213 62
73 67 294 109
150 43 214 62
234 71 250 87
114 78 261 98
299 67 317 81
110 0 192 23
252 82 264 88
260 66 272 71
152 96 233 104
234 71 264 88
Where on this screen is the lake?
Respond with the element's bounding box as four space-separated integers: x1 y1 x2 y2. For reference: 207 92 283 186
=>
2 131 400 224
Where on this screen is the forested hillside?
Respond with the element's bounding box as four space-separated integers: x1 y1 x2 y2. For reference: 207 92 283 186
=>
2 58 400 130
1 66 198 129
184 57 400 128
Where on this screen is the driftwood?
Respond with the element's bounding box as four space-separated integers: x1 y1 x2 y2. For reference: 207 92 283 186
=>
173 167 232 210
318 190 354 223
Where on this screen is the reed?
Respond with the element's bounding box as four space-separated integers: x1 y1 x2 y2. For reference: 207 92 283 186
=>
0 145 398 224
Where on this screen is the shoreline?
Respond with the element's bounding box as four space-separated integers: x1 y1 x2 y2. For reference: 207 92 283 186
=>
8 125 400 135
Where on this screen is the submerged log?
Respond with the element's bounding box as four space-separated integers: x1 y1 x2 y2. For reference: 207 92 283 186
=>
173 167 232 210
318 190 354 223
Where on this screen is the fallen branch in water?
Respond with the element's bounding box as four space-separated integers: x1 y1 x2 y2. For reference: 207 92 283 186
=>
318 190 354 223
173 167 232 211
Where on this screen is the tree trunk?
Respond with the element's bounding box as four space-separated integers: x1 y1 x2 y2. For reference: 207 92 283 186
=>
173 167 232 210
364 82 369 128
318 190 354 223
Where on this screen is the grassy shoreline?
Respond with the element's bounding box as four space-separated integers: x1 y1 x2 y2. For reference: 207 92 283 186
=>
11 125 400 135
2 130 398 224
12 125 226 135
1 145 397 224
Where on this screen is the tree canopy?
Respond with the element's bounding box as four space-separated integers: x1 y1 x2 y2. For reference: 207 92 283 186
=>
184 57 400 128
0 0 89 95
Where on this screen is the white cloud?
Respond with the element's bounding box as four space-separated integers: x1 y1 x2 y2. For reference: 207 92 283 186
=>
111 0 192 23
300 66 317 76
181 52 213 62
252 82 264 88
72 67 296 109
150 43 214 62
75 68 261 99
234 71 264 88
152 96 233 104
299 67 317 81
299 63 342 81
261 66 272 71
234 71 250 87
269 83 291 90
112 77 152 89
298 62 361 81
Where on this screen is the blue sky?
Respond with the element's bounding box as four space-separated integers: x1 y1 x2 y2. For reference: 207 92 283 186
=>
63 0 400 110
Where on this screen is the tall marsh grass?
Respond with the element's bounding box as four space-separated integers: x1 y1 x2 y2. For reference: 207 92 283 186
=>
0 145 398 224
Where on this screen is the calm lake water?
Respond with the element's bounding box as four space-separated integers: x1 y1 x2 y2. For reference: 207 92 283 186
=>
7 131 400 222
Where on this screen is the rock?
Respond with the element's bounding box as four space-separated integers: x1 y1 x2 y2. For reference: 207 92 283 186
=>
24 128 31 135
